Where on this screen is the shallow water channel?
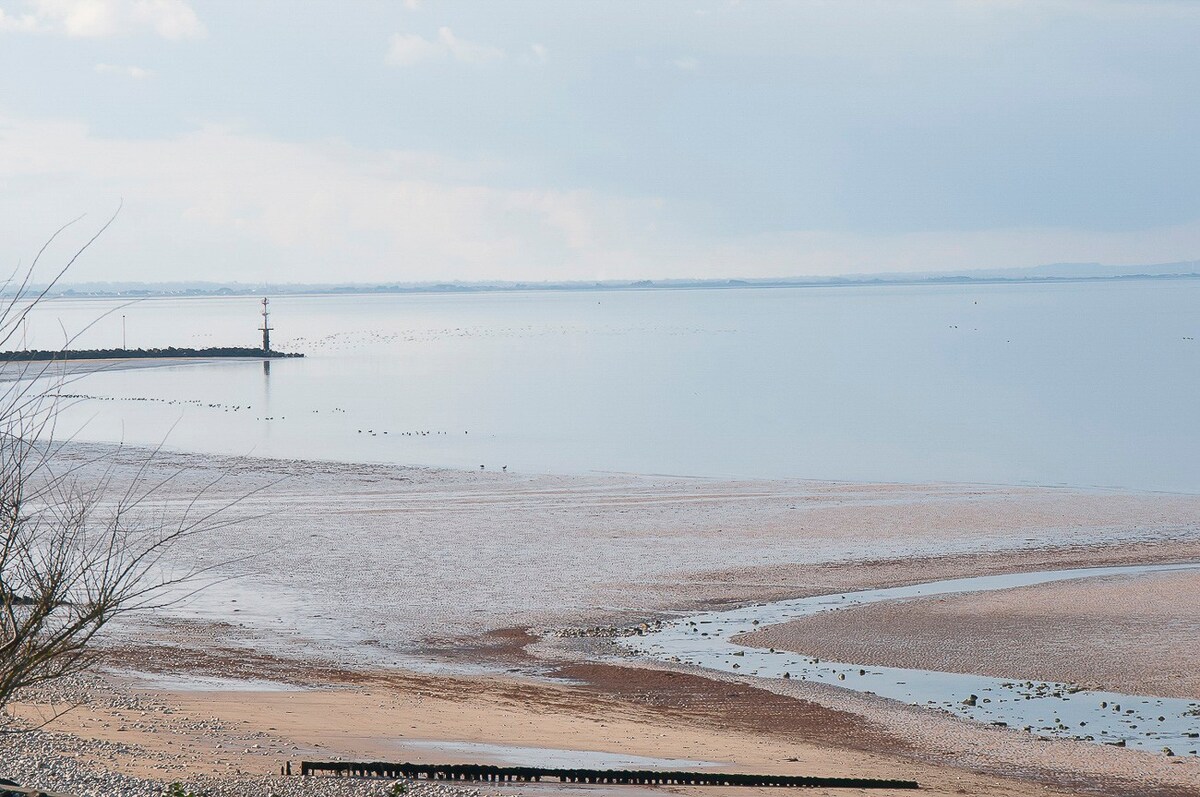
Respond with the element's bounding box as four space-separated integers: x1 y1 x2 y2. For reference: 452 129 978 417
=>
396 741 722 770
621 564 1200 754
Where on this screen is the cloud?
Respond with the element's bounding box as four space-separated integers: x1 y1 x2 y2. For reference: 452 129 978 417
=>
385 31 442 66
0 0 204 38
386 26 504 66
671 56 700 71
3 114 1200 285
0 7 39 30
130 0 202 39
0 116 665 283
517 43 547 66
425 26 505 65
94 62 153 78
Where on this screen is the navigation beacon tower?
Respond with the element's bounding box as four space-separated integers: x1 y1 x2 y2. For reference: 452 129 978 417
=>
259 297 273 353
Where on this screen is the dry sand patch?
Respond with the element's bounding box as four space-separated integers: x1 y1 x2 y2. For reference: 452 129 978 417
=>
737 569 1200 700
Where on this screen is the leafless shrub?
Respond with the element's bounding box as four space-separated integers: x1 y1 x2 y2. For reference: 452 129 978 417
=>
0 213 252 713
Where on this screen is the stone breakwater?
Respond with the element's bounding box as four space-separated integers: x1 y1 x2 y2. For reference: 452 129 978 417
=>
0 347 303 362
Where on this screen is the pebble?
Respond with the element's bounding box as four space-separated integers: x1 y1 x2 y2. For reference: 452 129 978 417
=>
0 729 488 797
0 677 489 797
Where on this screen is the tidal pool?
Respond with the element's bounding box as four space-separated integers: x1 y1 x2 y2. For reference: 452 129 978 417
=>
394 740 723 769
621 563 1200 754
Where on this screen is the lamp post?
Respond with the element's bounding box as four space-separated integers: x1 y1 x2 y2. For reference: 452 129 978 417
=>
122 315 127 350
259 298 272 353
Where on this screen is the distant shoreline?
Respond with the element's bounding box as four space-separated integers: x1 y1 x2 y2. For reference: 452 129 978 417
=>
10 269 1200 301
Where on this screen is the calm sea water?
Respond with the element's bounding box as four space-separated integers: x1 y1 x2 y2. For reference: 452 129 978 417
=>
12 280 1200 492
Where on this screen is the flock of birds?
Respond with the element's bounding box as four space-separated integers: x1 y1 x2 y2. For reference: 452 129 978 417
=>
279 323 725 355
59 390 516 472
356 428 455 437
284 326 549 352
57 392 477 446
58 393 251 413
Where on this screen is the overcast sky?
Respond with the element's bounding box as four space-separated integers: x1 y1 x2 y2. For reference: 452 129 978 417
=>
3 0 1200 284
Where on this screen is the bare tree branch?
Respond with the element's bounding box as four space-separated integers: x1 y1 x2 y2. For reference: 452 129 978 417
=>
0 213 257 714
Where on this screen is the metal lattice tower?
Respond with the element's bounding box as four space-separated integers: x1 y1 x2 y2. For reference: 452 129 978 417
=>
259 297 272 353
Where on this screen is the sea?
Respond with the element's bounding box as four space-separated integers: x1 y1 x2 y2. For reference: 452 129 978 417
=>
11 279 1200 493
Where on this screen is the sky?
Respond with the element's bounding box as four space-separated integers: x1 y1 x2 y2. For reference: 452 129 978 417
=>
2 0 1200 284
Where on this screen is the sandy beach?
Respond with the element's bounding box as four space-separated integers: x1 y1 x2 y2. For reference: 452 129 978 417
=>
4 444 1200 796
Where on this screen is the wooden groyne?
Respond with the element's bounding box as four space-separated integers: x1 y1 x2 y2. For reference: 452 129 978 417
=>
297 762 919 789
0 779 74 797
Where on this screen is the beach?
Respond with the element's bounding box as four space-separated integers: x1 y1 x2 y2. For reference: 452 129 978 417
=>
11 2 1200 794
3 444 1199 796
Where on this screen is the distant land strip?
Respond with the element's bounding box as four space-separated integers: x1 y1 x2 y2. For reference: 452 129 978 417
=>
0 347 302 362
8 264 1200 300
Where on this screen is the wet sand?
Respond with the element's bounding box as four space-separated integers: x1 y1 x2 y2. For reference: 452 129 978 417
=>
5 657 1173 797
44 443 1200 659
11 641 1200 797
5 443 1200 796
738 568 1200 700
